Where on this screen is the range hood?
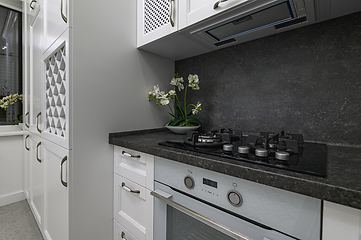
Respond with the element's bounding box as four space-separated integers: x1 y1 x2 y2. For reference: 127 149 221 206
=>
187 0 315 49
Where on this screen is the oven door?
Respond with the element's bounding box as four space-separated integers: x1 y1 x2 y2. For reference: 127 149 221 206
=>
152 182 297 240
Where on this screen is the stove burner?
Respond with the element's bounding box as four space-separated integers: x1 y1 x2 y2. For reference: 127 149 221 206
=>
159 129 327 177
198 133 222 143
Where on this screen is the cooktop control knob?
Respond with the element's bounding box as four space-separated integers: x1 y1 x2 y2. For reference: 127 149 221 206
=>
227 190 243 207
255 148 268 157
184 176 195 189
223 144 233 152
275 151 290 161
238 146 249 154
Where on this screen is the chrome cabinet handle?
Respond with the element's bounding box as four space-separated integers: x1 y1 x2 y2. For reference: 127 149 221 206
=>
151 190 253 240
214 0 228 9
36 112 42 133
30 0 36 9
25 135 30 151
121 232 127 240
61 0 68 23
25 112 30 128
121 182 140 194
121 151 140 159
60 156 68 187
36 142 42 163
170 0 175 27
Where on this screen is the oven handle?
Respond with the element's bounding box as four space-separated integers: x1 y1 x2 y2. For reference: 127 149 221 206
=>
150 190 254 240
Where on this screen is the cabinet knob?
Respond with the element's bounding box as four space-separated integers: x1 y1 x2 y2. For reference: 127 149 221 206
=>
121 182 140 194
61 156 68 187
121 231 127 240
36 142 42 163
25 135 30 151
121 151 140 159
170 0 175 27
61 0 68 23
214 0 228 9
29 0 36 9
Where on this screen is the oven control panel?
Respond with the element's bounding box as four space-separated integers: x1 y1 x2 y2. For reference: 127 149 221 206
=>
154 156 322 240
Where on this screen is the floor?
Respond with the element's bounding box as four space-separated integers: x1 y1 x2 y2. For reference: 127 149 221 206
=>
0 200 43 240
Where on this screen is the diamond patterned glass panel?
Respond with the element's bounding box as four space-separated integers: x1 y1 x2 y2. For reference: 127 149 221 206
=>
144 0 170 35
44 43 67 138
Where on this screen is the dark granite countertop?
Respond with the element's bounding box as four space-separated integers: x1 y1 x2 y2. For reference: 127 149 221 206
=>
109 128 361 210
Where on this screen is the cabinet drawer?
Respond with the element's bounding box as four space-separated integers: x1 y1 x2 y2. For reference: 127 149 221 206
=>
114 220 138 240
114 146 154 190
114 175 153 240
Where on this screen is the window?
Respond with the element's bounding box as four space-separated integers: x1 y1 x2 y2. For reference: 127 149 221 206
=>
0 5 22 125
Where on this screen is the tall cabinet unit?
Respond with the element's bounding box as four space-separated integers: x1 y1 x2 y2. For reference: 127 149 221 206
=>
24 0 43 135
23 0 175 239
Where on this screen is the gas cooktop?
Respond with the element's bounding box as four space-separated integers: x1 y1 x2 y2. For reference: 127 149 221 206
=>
159 129 327 177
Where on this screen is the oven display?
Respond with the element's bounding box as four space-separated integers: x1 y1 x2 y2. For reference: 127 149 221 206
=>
203 178 217 188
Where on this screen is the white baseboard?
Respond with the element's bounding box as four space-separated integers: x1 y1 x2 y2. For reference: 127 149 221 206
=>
0 191 26 207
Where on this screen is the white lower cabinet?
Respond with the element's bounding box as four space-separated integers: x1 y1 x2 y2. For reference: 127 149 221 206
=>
43 139 69 240
113 146 154 240
323 201 361 240
114 220 138 240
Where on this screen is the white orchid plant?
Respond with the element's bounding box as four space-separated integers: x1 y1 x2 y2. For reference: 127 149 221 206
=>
148 73 202 127
0 93 23 111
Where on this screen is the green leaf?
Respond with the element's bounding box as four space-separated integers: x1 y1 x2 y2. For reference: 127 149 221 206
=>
186 118 201 126
169 118 184 126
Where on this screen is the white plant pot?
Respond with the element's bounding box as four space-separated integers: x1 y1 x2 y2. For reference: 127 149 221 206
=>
165 125 200 134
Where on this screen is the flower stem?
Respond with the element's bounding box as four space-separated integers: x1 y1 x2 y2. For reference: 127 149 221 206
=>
184 84 188 121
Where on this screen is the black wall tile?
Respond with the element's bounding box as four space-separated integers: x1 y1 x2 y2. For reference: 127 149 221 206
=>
175 12 361 143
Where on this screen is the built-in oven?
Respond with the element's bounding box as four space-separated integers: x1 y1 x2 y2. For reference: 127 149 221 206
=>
152 157 321 240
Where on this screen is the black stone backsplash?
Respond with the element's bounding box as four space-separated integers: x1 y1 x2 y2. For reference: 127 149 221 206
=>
175 11 361 143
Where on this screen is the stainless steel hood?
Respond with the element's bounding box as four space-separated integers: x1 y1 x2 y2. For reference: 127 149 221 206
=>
188 0 316 49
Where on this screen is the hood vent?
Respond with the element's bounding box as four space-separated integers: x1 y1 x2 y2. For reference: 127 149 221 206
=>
205 2 294 42
189 0 315 49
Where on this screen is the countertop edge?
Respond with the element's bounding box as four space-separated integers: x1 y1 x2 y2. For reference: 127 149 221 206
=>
109 130 361 210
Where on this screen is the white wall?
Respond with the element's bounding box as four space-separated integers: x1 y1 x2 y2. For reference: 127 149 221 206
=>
0 127 24 206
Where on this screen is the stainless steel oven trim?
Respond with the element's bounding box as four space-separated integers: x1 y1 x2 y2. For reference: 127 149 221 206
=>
151 189 253 240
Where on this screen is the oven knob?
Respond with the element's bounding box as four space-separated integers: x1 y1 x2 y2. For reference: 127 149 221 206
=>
227 190 243 207
275 151 290 161
184 176 195 189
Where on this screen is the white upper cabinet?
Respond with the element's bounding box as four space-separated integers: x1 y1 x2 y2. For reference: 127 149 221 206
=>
137 0 179 47
44 0 69 51
178 0 250 30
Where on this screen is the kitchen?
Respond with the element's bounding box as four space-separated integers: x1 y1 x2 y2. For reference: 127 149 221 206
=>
0 0 361 240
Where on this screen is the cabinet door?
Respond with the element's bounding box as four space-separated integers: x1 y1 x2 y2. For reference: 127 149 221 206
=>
323 201 361 240
114 146 154 191
29 133 44 231
137 0 179 47
42 30 70 149
114 220 138 240
43 139 69 240
26 6 43 135
114 175 153 240
44 0 69 51
178 0 250 29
